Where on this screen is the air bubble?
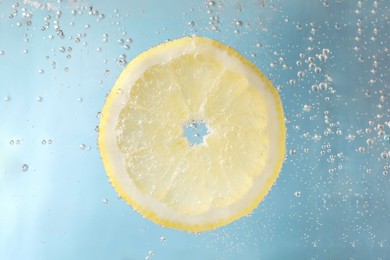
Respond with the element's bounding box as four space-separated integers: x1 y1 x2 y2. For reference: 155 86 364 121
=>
303 104 312 112
210 25 219 32
313 134 322 141
380 152 389 160
319 82 328 90
366 138 374 146
307 56 315 63
208 0 216 6
318 54 327 62
118 58 127 66
378 130 385 138
22 164 29 172
234 19 243 26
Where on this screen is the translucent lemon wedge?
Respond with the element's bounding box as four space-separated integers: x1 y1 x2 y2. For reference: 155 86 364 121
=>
98 36 286 232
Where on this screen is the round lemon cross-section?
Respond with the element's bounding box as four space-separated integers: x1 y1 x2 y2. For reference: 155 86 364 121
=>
98 36 286 232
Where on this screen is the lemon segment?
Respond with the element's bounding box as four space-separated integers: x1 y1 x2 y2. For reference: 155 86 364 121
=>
169 53 224 117
98 36 286 232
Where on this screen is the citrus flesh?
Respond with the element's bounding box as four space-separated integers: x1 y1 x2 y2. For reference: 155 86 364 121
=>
98 36 286 232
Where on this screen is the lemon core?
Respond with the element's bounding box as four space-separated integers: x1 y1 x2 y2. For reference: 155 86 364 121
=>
183 120 209 146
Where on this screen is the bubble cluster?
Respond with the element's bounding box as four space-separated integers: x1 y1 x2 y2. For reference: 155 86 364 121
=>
9 139 21 145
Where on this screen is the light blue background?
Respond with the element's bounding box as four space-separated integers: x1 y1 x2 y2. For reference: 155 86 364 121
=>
0 0 389 259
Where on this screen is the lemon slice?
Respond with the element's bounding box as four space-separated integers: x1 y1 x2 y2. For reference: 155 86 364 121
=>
98 36 285 232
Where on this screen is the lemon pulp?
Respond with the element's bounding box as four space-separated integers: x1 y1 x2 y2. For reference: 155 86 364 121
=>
98 36 286 232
